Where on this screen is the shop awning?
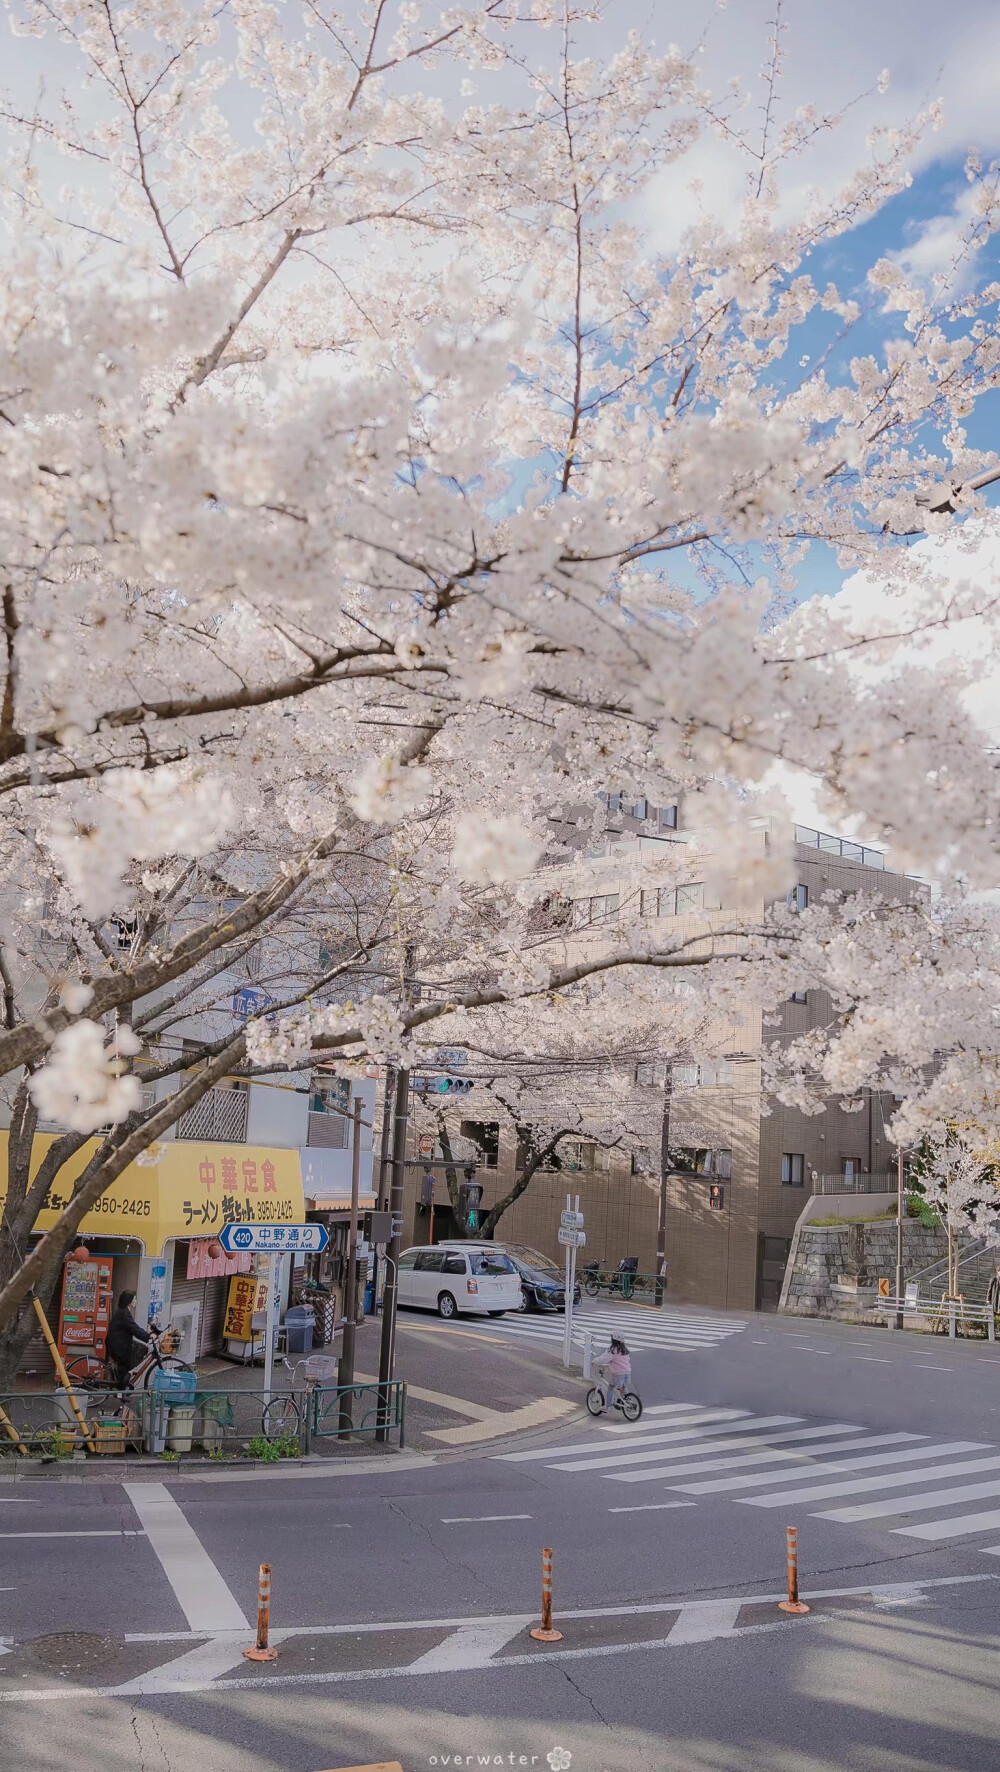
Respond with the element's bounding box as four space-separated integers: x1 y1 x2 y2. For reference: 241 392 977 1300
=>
0 1130 305 1256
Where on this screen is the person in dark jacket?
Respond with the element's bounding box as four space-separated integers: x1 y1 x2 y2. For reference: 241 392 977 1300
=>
106 1290 152 1388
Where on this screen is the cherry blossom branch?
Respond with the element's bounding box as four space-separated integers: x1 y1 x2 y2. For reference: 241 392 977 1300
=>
0 1035 247 1333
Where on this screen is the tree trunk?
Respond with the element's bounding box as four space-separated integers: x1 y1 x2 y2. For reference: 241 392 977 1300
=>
478 1130 567 1241
435 1115 465 1235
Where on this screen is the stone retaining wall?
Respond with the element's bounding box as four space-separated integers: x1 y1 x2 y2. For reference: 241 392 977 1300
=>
781 1219 967 1319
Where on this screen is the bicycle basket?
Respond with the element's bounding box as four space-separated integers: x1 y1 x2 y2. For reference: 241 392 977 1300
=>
303 1355 340 1383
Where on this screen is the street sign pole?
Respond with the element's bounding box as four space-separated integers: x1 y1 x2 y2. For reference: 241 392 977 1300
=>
262 1252 278 1408
562 1193 573 1368
339 1096 364 1429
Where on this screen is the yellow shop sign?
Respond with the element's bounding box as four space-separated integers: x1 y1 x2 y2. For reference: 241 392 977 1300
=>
0 1132 304 1256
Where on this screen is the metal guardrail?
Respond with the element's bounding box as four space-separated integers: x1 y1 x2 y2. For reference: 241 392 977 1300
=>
793 826 886 869
580 1270 663 1303
861 1296 996 1341
812 1174 897 1195
0 1380 407 1458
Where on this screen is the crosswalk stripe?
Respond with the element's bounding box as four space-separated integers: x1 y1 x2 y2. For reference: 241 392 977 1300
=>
608 1433 923 1485
598 1410 771 1438
495 1410 751 1465
594 1423 865 1462
456 1308 746 1355
816 1475 1000 1522
551 1418 806 1473
673 1441 983 1495
745 1454 1000 1509
895 1508 1000 1541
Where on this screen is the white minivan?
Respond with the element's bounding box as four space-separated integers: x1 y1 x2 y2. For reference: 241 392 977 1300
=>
396 1242 523 1319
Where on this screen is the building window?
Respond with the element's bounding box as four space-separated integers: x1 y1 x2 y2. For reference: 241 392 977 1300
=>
642 881 719 918
574 894 620 926
842 1158 863 1182
672 1060 736 1089
674 1148 732 1179
659 805 678 830
787 885 808 912
782 1153 805 1188
675 882 705 914
789 990 807 1005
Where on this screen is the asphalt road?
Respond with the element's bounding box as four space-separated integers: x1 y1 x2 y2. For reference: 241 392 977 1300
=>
3 1305 1000 1772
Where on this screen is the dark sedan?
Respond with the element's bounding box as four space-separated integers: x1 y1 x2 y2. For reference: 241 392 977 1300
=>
504 1244 582 1312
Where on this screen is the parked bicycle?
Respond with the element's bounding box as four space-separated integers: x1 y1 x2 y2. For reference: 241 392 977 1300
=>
62 1324 193 1393
586 1357 643 1422
582 1256 641 1300
260 1352 339 1440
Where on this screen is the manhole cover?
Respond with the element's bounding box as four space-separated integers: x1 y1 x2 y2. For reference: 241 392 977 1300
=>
25 1632 121 1672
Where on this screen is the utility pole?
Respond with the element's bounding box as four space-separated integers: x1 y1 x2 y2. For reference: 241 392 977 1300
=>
338 1095 364 1429
655 1066 672 1309
376 1065 410 1442
369 1062 396 1319
895 1145 905 1330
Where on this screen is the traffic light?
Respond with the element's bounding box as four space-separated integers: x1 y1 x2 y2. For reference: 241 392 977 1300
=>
459 1177 483 1232
412 1076 474 1096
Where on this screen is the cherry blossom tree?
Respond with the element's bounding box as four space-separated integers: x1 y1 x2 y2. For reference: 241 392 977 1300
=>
2 1 1000 1360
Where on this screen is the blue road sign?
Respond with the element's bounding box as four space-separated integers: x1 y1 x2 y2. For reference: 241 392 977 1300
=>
232 986 274 1021
218 1222 329 1254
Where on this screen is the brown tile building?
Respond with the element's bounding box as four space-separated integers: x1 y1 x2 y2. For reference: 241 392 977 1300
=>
395 815 926 1313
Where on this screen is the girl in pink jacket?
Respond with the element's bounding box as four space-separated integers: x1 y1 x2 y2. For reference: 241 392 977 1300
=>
604 1337 631 1410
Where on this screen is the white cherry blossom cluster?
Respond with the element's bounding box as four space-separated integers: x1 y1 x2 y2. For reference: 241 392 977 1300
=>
29 1022 142 1134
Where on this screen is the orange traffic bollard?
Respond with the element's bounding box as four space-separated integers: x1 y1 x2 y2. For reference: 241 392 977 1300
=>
244 1562 279 1661
777 1526 810 1615
529 1546 563 1643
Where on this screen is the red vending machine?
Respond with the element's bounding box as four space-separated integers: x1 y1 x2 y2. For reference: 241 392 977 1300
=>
57 1250 114 1374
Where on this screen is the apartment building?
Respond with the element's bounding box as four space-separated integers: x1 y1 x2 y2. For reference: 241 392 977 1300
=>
398 810 925 1313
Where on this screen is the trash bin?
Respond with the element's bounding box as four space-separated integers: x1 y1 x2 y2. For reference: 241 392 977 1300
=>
146 1369 196 1453
167 1407 196 1453
284 1306 314 1355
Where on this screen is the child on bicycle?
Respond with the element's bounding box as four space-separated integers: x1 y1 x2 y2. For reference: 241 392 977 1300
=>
604 1336 631 1411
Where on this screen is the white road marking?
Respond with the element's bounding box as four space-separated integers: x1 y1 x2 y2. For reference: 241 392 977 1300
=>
113 1635 253 1695
592 1424 866 1465
665 1600 743 1644
553 1424 884 1476
744 1455 1000 1509
916 1365 953 1372
607 1433 923 1485
123 1483 248 1632
675 1441 985 1495
857 1357 892 1364
597 1408 754 1436
440 1514 532 1524
5 1574 987 1701
816 1477 1000 1522
0 1530 146 1539
406 1620 532 1672
607 1502 697 1513
497 1417 749 1464
896 1508 1000 1541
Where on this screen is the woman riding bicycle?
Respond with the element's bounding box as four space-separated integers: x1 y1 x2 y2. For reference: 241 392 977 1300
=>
106 1290 152 1389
